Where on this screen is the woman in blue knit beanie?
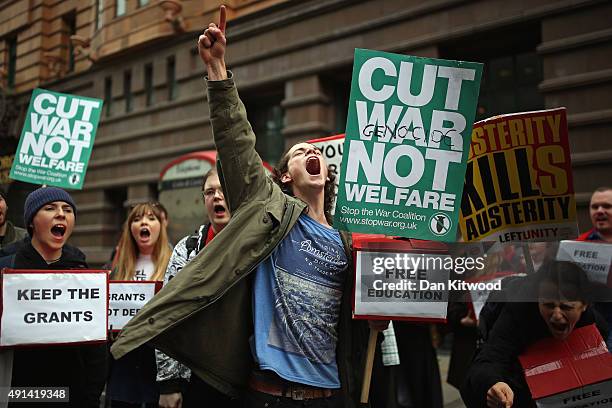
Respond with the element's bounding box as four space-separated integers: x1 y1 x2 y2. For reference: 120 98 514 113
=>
0 186 107 408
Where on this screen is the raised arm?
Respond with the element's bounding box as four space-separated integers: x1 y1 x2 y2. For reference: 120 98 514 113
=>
197 5 271 212
198 5 227 81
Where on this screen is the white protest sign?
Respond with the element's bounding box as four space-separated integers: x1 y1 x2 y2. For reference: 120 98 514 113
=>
534 382 612 408
108 281 160 331
309 134 345 215
354 250 450 321
468 273 515 319
309 134 344 183
556 241 612 286
0 270 108 346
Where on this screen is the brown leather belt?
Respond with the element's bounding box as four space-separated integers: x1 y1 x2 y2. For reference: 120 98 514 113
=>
248 375 336 400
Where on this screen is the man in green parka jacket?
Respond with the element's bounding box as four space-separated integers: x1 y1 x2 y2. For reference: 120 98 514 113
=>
112 6 386 407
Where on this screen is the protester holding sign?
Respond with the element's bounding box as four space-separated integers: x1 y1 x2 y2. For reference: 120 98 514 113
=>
107 203 172 408
0 186 107 408
112 6 386 407
156 168 236 408
576 186 612 351
461 261 607 407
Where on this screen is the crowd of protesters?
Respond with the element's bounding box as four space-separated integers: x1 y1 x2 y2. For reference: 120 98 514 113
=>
0 6 611 408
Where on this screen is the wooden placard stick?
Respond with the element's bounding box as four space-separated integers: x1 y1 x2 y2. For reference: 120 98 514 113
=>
360 328 380 403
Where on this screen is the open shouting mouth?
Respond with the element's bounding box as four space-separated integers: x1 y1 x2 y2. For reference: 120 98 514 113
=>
51 224 67 238
549 321 568 337
213 204 227 217
139 227 151 239
306 156 321 175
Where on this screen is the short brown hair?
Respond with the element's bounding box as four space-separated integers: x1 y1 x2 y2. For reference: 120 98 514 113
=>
201 168 218 191
593 186 612 194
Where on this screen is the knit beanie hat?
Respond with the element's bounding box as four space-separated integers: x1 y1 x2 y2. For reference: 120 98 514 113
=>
24 187 77 236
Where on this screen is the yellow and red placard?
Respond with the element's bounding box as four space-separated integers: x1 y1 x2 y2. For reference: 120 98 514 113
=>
460 108 578 242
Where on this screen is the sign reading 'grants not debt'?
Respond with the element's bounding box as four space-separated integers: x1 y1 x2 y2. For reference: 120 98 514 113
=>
108 281 161 331
334 49 483 241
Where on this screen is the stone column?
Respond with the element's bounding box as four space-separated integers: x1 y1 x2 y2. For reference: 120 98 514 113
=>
282 75 334 147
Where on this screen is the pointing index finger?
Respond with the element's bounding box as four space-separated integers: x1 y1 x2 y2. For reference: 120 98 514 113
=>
219 5 227 33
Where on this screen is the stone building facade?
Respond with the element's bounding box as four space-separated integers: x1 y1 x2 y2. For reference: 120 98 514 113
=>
1 0 611 264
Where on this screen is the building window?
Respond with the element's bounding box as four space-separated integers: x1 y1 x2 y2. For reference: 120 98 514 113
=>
116 0 126 17
138 0 150 7
61 12 76 73
104 76 112 117
476 52 543 120
439 22 542 121
245 94 284 165
326 73 351 135
124 70 132 113
167 56 176 101
6 36 17 89
95 0 104 30
144 63 153 106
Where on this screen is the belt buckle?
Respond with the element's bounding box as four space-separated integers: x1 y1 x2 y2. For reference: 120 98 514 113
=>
291 388 305 401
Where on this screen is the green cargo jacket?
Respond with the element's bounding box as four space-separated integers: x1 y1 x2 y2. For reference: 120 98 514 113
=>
111 74 370 406
0 221 27 249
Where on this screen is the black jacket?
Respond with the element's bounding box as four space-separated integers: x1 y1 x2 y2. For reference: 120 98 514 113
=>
461 301 607 407
0 242 108 408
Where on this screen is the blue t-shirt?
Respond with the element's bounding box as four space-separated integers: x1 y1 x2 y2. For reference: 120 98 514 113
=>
252 214 348 388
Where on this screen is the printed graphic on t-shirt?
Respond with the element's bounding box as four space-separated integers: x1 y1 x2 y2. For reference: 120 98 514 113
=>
267 221 346 364
133 254 154 281
134 269 148 281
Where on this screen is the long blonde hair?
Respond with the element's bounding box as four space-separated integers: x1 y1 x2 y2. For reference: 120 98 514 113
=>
113 203 171 281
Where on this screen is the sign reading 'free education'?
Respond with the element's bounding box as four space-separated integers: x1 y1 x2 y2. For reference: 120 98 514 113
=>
354 250 450 321
334 49 483 240
10 88 103 189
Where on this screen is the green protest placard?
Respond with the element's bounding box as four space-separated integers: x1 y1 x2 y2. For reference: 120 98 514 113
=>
10 88 103 189
333 49 483 241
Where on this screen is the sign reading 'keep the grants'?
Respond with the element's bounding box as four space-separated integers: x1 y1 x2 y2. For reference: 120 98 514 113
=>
334 49 483 240
0 270 108 347
10 88 103 189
